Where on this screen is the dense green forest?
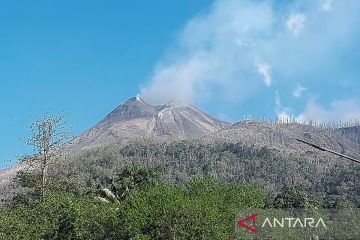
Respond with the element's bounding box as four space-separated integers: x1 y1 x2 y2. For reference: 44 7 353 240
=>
1 168 268 239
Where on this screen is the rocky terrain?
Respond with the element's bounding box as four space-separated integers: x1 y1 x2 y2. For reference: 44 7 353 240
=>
67 96 229 151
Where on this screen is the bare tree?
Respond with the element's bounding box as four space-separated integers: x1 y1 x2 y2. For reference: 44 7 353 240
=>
22 114 70 199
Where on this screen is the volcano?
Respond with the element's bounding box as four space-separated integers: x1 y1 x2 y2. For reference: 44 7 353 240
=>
67 96 230 151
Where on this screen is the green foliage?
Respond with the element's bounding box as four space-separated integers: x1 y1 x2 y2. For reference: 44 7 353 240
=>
111 164 157 201
4 139 357 239
1 176 267 240
333 196 354 209
273 186 310 209
10 171 42 207
15 170 42 189
117 177 266 240
0 191 118 240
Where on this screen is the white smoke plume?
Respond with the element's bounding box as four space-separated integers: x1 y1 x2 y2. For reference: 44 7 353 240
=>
297 99 360 123
256 62 272 87
293 85 307 98
140 0 275 104
139 0 360 121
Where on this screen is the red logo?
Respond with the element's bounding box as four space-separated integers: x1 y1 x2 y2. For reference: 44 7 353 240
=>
237 213 258 234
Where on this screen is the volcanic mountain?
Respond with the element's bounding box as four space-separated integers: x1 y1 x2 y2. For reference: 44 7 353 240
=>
67 96 230 151
2 96 360 201
67 96 360 160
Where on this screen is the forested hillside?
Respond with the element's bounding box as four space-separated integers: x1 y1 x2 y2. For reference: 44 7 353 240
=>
1 129 359 239
59 140 360 208
1 111 359 239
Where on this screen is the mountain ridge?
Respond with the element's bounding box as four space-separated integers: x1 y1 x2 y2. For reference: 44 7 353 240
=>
67 96 230 151
67 97 360 162
1 96 360 201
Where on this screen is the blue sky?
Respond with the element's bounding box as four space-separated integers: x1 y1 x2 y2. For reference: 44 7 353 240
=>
1 0 360 168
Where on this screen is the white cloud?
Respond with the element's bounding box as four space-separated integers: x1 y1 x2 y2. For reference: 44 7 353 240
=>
139 0 360 120
292 85 307 98
140 0 276 104
275 91 292 120
321 0 333 12
275 91 281 108
296 99 360 122
256 62 272 86
140 52 213 104
286 13 307 36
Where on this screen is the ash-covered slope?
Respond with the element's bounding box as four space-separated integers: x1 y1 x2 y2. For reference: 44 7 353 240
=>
205 120 360 159
339 126 360 144
0 163 25 200
68 97 229 151
2 98 360 201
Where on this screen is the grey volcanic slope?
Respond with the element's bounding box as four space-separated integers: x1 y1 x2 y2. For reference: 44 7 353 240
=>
339 126 360 144
0 163 26 200
67 97 230 151
205 120 360 160
2 98 360 200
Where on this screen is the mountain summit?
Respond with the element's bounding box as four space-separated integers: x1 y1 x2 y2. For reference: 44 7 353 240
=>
68 97 229 151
